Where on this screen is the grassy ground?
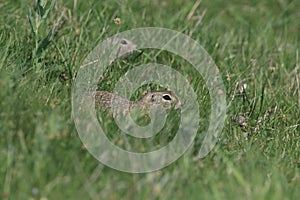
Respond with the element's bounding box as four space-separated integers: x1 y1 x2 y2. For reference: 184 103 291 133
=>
0 0 299 199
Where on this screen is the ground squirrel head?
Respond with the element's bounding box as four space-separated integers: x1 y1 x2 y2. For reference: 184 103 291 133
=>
108 37 137 65
142 91 183 110
114 37 137 56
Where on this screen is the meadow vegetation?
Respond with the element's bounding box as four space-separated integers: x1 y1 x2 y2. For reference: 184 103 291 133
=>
0 0 299 199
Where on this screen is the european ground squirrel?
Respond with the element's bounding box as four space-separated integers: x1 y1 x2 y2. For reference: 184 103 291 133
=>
108 37 137 65
94 90 182 115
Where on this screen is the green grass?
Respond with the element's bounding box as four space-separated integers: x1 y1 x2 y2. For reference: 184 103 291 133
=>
1 0 299 199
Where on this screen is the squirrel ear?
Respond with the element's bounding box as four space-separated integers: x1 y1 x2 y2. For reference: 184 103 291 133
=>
151 94 155 101
142 90 148 95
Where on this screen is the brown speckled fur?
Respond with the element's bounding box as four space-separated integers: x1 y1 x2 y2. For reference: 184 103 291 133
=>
94 90 182 114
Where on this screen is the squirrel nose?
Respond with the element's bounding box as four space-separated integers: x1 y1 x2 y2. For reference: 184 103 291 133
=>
175 100 185 110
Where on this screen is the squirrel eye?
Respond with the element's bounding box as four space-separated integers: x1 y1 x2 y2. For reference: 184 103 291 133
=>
162 94 172 101
120 39 128 45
